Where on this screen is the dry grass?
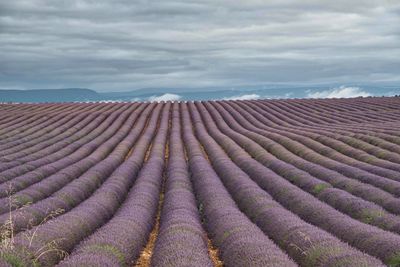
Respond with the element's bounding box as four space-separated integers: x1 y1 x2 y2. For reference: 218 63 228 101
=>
0 184 67 265
164 141 169 161
124 146 135 160
134 192 164 267
135 110 169 266
207 238 223 267
144 143 153 162
199 144 211 163
0 184 16 250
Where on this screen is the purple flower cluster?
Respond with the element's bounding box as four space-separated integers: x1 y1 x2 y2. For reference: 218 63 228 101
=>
0 103 115 160
151 103 213 267
58 103 170 266
205 101 400 233
188 102 400 265
0 103 165 266
0 103 82 142
0 103 156 234
184 102 384 266
0 103 135 188
0 103 125 174
247 99 400 174
182 103 300 267
0 97 399 267
222 100 400 214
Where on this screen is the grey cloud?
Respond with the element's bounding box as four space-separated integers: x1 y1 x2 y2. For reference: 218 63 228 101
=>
0 0 399 91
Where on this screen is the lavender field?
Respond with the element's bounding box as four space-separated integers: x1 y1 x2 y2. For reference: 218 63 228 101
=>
1 97 400 267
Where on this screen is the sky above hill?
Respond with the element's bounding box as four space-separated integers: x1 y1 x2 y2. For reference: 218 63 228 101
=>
0 0 399 92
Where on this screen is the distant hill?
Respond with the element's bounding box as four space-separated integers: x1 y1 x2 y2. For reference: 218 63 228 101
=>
0 88 101 103
0 85 398 103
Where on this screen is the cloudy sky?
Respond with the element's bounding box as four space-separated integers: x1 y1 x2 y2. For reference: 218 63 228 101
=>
0 0 399 92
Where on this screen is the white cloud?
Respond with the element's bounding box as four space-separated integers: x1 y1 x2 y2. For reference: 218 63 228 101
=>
307 86 372 98
98 99 124 103
263 92 293 99
283 92 293 98
383 91 399 97
148 93 181 102
1 1 399 90
223 94 261 100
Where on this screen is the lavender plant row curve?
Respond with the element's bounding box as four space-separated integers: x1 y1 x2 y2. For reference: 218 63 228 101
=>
0 96 399 266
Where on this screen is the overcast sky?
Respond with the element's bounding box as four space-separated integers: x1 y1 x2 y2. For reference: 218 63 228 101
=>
0 0 399 92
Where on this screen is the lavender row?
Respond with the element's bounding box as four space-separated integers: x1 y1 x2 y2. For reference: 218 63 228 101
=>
217 101 400 215
0 103 163 266
0 103 116 145
0 103 93 133
0 103 154 230
182 103 300 267
0 104 138 196
58 103 170 267
256 98 400 132
307 132 400 172
0 103 91 144
266 106 400 172
151 102 213 267
0 103 74 137
0 104 115 160
188 102 400 265
261 98 398 126
273 99 366 124
228 100 400 196
250 99 400 137
246 99 400 182
238 99 400 175
276 98 400 129
0 104 125 170
252 99 400 135
204 102 400 235
185 102 384 266
0 103 113 154
0 104 130 176
345 132 400 155
253 99 400 141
